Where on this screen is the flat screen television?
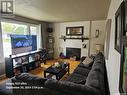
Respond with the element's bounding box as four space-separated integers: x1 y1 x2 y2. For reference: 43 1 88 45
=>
10 35 37 55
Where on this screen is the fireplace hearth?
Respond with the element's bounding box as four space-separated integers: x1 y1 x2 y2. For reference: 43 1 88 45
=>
66 47 81 60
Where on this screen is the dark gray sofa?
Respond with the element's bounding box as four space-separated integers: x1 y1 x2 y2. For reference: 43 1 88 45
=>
0 53 110 95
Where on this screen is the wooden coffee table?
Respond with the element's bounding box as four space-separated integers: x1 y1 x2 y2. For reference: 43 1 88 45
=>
44 63 70 80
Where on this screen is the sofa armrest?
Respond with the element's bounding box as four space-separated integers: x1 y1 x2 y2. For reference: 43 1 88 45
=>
45 79 100 95
14 73 47 86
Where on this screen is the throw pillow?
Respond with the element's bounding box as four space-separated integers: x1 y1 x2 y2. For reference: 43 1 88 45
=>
89 55 95 60
80 56 86 62
82 57 93 67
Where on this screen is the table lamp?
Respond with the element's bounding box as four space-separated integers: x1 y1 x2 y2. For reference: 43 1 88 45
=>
96 44 103 53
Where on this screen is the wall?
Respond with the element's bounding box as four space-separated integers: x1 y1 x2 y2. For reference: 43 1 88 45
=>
53 21 90 58
105 0 123 94
53 20 106 58
41 22 50 48
0 21 5 75
2 15 41 24
90 20 106 55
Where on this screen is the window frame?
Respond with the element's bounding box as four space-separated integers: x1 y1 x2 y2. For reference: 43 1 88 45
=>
0 19 41 57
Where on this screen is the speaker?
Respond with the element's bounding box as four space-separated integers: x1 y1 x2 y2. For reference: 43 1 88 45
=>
47 28 53 32
5 57 14 78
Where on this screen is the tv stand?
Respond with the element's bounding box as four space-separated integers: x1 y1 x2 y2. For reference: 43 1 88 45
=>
5 49 47 78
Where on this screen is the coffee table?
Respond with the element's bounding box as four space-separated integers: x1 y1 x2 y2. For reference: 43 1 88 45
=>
44 63 70 80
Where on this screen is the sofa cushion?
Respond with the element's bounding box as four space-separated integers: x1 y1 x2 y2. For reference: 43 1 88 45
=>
73 66 90 77
85 53 105 95
15 73 47 85
66 73 87 82
85 69 100 89
74 80 86 85
45 79 100 95
78 63 92 70
93 53 105 95
0 79 13 95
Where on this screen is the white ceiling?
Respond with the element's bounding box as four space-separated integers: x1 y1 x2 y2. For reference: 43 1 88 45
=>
15 0 111 22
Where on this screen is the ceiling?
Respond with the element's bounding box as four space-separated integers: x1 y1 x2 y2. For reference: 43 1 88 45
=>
15 0 111 22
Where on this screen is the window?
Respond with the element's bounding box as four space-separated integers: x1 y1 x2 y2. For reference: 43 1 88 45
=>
30 25 41 49
1 21 40 57
2 22 28 34
30 26 37 35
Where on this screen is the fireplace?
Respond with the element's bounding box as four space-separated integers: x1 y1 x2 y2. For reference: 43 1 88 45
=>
66 47 81 60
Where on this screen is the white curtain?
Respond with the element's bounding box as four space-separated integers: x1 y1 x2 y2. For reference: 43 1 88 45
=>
37 24 42 49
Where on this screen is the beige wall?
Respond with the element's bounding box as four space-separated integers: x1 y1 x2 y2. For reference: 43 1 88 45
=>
105 0 123 94
53 20 106 58
90 20 106 55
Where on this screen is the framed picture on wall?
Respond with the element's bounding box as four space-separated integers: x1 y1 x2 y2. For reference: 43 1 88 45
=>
66 26 84 36
104 19 112 59
118 0 127 94
115 1 124 53
115 8 121 53
48 38 53 43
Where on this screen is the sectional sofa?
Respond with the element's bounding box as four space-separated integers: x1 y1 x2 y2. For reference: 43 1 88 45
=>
0 53 110 95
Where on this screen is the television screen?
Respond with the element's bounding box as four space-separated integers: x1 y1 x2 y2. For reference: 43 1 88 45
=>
10 35 37 55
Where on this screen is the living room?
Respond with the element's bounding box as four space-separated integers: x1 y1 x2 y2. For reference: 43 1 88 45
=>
0 0 127 95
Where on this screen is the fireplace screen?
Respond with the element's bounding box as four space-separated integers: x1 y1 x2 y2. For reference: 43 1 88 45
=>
66 47 81 60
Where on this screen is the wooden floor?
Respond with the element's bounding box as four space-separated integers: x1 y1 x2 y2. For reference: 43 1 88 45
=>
0 76 8 84
0 59 80 83
29 59 80 80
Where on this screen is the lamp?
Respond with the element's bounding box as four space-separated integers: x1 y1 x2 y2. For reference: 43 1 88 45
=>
95 44 103 53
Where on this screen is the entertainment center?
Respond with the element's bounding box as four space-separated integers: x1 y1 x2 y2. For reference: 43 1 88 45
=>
5 49 47 78
5 34 47 78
